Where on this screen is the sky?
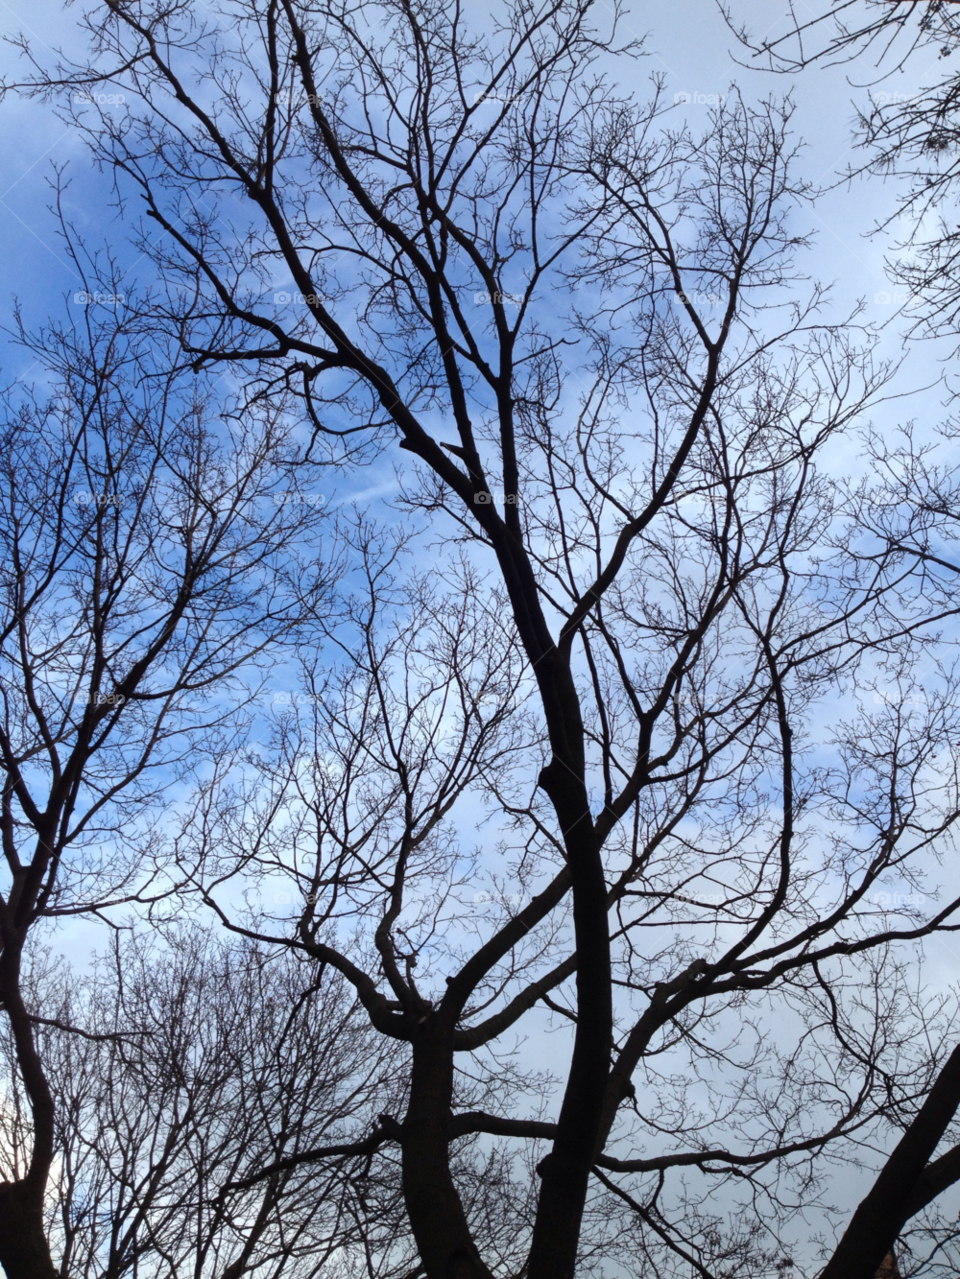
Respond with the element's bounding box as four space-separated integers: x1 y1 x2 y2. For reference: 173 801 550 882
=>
3 0 960 1272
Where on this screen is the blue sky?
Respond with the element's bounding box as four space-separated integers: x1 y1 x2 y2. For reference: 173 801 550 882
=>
1 0 952 434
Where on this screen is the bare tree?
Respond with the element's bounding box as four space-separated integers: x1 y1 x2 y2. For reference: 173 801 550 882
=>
0 925 412 1279
722 1 960 73
0 278 334 1279
715 3 960 1269
723 0 960 343
11 3 960 1278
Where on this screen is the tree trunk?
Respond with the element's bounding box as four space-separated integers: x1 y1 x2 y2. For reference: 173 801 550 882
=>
0 1181 58 1279
401 1024 493 1279
820 1044 960 1279
0 939 58 1279
527 760 613 1279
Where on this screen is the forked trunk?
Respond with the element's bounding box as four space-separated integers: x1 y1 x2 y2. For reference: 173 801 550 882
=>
402 1024 493 1279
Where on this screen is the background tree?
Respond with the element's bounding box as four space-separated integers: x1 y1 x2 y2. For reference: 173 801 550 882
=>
715 4 960 1270
723 0 960 342
0 273 334 1279
0 925 413 1279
